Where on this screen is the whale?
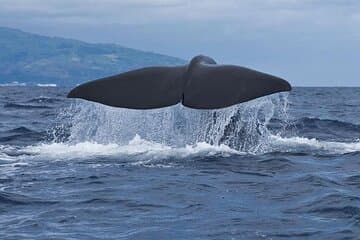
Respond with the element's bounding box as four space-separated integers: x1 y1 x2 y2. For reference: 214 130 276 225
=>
67 55 291 109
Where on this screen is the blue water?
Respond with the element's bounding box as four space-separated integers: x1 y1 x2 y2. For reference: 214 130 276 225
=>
0 86 360 239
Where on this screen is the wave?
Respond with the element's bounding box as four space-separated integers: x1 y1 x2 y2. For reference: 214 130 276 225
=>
0 82 27 87
270 117 360 132
2 126 34 134
279 117 360 141
36 83 57 87
297 117 360 129
4 103 52 109
0 127 45 145
269 135 360 155
27 96 62 104
286 193 360 218
0 191 56 205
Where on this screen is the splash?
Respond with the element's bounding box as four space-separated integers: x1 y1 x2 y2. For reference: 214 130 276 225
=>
49 93 290 153
22 135 240 161
1 135 360 162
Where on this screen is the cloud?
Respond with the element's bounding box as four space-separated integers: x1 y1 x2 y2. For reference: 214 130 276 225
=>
0 0 359 27
0 0 359 86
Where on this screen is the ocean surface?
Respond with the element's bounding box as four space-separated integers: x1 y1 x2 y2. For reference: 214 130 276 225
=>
0 86 359 239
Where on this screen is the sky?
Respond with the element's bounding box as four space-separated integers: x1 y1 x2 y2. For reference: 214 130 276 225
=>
0 0 359 86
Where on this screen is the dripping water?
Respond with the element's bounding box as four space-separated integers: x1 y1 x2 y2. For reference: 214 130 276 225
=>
49 93 290 153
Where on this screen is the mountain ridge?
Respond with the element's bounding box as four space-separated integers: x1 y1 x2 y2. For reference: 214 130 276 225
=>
0 26 185 86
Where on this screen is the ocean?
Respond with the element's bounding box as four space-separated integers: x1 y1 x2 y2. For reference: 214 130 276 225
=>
0 86 359 239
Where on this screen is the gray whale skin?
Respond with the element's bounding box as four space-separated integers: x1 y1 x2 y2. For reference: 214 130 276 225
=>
67 55 291 109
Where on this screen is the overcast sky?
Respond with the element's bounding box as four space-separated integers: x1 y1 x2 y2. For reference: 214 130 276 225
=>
1 0 359 86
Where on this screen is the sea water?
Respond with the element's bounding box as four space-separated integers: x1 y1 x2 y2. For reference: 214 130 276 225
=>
0 86 359 239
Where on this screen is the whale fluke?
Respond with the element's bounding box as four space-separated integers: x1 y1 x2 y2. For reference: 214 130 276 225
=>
67 55 291 109
67 66 186 109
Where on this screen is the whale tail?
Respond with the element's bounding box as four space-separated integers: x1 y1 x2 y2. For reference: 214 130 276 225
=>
67 55 291 109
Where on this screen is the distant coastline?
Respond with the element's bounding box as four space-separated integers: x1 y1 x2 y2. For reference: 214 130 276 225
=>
0 27 185 86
